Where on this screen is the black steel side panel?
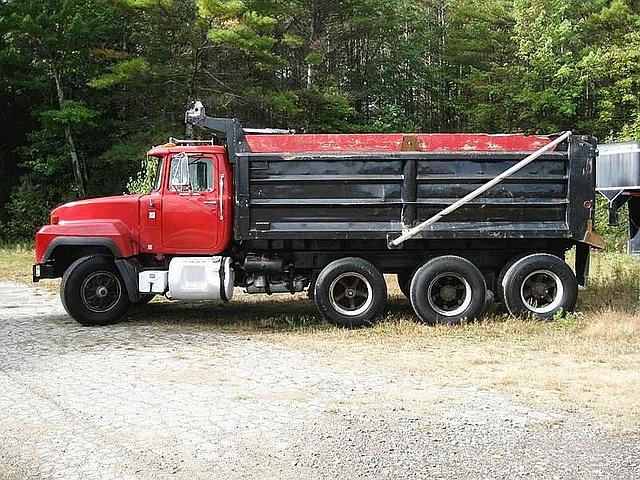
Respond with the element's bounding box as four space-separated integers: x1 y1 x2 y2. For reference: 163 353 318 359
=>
234 137 596 244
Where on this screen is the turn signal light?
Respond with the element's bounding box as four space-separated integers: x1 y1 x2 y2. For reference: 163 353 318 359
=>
51 215 59 225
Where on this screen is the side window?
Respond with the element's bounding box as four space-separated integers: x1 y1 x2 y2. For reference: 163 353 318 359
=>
168 154 214 192
189 158 214 191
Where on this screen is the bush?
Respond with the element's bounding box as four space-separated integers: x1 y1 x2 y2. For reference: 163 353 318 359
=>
5 175 74 241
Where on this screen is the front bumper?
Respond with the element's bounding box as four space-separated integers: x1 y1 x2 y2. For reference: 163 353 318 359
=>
32 262 57 283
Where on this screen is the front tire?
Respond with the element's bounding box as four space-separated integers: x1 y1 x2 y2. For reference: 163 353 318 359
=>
61 255 130 326
502 253 577 320
410 256 487 325
314 257 387 328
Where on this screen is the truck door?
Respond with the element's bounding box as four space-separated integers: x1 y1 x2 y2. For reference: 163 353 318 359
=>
162 153 223 253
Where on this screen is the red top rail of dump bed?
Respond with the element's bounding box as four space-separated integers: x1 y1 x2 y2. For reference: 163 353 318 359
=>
244 133 555 153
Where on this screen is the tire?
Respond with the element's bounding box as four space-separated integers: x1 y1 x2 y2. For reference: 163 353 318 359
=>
410 256 487 325
133 294 156 307
502 253 577 320
314 257 387 328
60 255 130 326
396 271 412 299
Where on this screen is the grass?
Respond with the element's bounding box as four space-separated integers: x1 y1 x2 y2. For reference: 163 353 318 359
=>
0 243 36 283
2 245 639 432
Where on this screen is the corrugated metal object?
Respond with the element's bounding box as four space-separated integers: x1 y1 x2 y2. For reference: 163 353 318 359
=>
596 141 640 201
184 103 597 251
595 141 640 254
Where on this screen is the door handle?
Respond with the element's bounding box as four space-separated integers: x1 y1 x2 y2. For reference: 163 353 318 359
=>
203 200 217 205
219 173 224 221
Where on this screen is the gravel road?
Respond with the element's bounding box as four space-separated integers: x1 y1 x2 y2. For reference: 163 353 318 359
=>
1 281 638 479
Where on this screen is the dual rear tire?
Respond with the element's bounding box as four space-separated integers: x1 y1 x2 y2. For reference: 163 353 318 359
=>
409 256 486 325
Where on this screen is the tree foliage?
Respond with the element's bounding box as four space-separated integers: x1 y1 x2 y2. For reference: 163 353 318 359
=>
1 0 640 241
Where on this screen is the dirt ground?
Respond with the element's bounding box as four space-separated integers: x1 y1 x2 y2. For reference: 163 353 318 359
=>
1 280 639 480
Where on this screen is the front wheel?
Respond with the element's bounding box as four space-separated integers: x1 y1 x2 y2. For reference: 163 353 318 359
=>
410 256 487 325
60 255 130 326
501 253 577 320
314 257 387 328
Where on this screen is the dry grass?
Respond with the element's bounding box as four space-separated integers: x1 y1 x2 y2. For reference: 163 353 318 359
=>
0 244 60 293
0 244 36 283
279 311 640 433
2 245 639 432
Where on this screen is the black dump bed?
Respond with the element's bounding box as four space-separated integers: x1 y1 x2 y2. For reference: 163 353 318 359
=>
234 136 597 247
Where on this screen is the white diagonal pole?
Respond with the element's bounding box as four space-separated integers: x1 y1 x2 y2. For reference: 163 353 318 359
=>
389 131 573 248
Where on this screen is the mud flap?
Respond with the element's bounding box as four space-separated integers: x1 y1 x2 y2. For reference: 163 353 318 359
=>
115 259 140 303
575 242 590 287
627 197 640 255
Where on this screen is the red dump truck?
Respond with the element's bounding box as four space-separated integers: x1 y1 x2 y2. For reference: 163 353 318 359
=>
33 102 602 327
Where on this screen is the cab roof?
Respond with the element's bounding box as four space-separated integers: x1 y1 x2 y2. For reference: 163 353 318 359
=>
147 144 226 157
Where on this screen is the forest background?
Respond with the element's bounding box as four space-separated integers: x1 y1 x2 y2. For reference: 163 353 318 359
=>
1 0 639 244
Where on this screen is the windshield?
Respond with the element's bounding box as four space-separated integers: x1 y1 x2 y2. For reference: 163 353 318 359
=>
126 156 162 194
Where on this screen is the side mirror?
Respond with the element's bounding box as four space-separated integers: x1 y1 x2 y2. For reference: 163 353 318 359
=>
169 152 191 192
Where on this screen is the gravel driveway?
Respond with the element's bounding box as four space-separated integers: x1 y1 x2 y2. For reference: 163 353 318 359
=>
1 281 638 479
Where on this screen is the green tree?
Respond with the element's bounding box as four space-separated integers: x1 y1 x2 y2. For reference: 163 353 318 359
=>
2 0 120 197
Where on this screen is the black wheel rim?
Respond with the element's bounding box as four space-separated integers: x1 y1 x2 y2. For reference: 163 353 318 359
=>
328 272 373 316
520 269 563 314
427 272 472 317
81 271 122 313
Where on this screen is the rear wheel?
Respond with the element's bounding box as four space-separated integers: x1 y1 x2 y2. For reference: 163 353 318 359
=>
410 256 486 325
314 257 387 328
61 255 130 326
502 253 577 320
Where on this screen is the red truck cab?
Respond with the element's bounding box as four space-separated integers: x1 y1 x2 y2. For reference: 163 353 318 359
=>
34 141 235 326
136 144 233 255
35 143 233 276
